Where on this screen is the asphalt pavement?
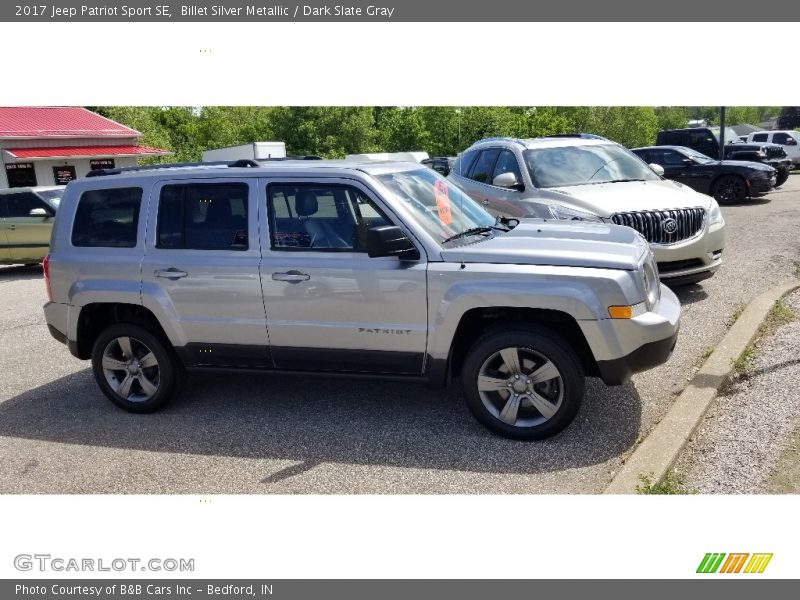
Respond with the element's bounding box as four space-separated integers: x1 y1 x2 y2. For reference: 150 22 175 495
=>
2 173 799 494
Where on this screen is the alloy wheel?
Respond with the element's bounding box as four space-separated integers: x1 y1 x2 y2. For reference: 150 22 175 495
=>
476 346 564 428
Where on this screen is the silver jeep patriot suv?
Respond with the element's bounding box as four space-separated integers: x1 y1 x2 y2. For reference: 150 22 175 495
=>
43 160 680 440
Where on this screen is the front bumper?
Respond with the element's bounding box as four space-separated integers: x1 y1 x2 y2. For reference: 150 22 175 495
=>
596 326 679 385
580 284 681 386
749 176 775 196
652 218 726 282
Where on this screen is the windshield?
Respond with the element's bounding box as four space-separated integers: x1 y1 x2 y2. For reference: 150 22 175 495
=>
709 127 742 145
524 143 660 188
376 168 495 245
38 189 63 208
679 147 715 164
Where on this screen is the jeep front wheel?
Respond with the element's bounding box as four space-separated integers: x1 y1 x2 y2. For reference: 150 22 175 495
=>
462 327 584 440
91 323 179 413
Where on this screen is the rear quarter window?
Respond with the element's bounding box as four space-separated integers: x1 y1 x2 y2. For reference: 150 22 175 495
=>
71 187 142 248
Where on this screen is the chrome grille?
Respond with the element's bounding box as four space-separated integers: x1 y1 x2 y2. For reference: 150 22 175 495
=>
611 208 706 244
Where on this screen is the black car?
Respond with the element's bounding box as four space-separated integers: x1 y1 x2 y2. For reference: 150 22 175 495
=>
421 156 456 176
632 145 777 204
656 127 791 186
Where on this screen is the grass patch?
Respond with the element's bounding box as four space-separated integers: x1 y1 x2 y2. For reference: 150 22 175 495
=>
700 346 714 361
733 344 757 376
729 301 747 325
761 299 797 336
730 300 796 381
794 261 800 280
636 470 695 495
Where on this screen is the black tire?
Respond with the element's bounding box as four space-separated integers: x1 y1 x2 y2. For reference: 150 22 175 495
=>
712 175 747 205
461 326 584 440
776 168 789 187
91 323 180 413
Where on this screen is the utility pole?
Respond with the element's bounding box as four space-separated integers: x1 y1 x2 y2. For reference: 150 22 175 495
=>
719 106 727 161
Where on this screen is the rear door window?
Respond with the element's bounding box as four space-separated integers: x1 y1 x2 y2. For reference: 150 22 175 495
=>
752 133 768 143
157 182 249 250
72 187 142 248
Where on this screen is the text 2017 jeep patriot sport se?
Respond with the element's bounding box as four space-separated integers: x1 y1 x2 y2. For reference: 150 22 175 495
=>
43 160 680 440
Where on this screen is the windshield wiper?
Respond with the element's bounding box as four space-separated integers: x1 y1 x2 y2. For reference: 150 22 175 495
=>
591 178 646 184
442 227 496 244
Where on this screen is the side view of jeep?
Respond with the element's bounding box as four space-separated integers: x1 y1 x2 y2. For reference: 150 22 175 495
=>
43 160 680 440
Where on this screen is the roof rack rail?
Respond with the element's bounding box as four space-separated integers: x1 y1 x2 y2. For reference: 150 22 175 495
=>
85 159 260 177
543 133 609 141
256 155 324 161
473 137 528 146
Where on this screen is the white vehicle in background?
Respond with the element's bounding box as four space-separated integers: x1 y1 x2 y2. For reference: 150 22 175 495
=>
746 131 800 167
345 151 429 163
201 142 287 162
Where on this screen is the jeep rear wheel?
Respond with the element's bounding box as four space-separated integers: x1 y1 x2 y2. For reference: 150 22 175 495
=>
91 323 179 413
462 327 584 440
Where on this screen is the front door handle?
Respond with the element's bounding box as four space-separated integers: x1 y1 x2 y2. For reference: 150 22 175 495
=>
8 224 16 230
272 270 310 283
154 268 188 280
482 199 490 205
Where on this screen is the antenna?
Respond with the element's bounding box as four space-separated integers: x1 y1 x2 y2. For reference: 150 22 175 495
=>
456 107 466 270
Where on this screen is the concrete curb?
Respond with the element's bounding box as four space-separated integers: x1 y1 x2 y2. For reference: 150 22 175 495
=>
604 279 800 494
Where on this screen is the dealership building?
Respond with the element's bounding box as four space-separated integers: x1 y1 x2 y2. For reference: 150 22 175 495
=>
0 107 171 189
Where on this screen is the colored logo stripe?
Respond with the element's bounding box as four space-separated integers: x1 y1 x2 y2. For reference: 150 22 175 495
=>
744 553 773 574
697 553 726 573
697 553 772 574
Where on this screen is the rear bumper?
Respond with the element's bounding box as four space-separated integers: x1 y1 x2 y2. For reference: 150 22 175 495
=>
47 323 67 345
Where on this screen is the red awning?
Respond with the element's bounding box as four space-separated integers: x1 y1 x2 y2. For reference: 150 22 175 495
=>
4 145 172 159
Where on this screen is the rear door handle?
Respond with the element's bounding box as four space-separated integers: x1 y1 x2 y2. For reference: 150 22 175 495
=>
154 268 188 280
272 270 310 283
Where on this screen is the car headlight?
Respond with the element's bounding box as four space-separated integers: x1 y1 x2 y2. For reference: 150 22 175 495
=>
708 199 724 225
546 204 603 223
608 254 659 319
642 254 660 310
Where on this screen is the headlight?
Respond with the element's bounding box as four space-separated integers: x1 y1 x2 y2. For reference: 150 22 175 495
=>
641 254 660 310
708 199 724 225
546 204 603 223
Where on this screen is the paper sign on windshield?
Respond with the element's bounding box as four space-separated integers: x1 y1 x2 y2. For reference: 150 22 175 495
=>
434 180 453 226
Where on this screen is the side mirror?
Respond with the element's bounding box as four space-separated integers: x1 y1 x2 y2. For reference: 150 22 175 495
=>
784 138 798 146
29 207 50 218
492 172 524 191
366 225 419 260
649 163 665 176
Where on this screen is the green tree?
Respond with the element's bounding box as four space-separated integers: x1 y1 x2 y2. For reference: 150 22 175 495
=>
777 107 800 129
268 107 377 157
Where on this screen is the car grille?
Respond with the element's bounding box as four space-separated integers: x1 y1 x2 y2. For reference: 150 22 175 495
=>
610 208 706 244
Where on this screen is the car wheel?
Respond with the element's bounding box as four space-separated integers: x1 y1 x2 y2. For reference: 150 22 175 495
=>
461 326 584 440
91 323 180 413
775 169 789 187
712 175 746 204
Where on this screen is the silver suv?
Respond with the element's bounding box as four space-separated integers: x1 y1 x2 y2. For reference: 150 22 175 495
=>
43 160 680 440
449 136 727 285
